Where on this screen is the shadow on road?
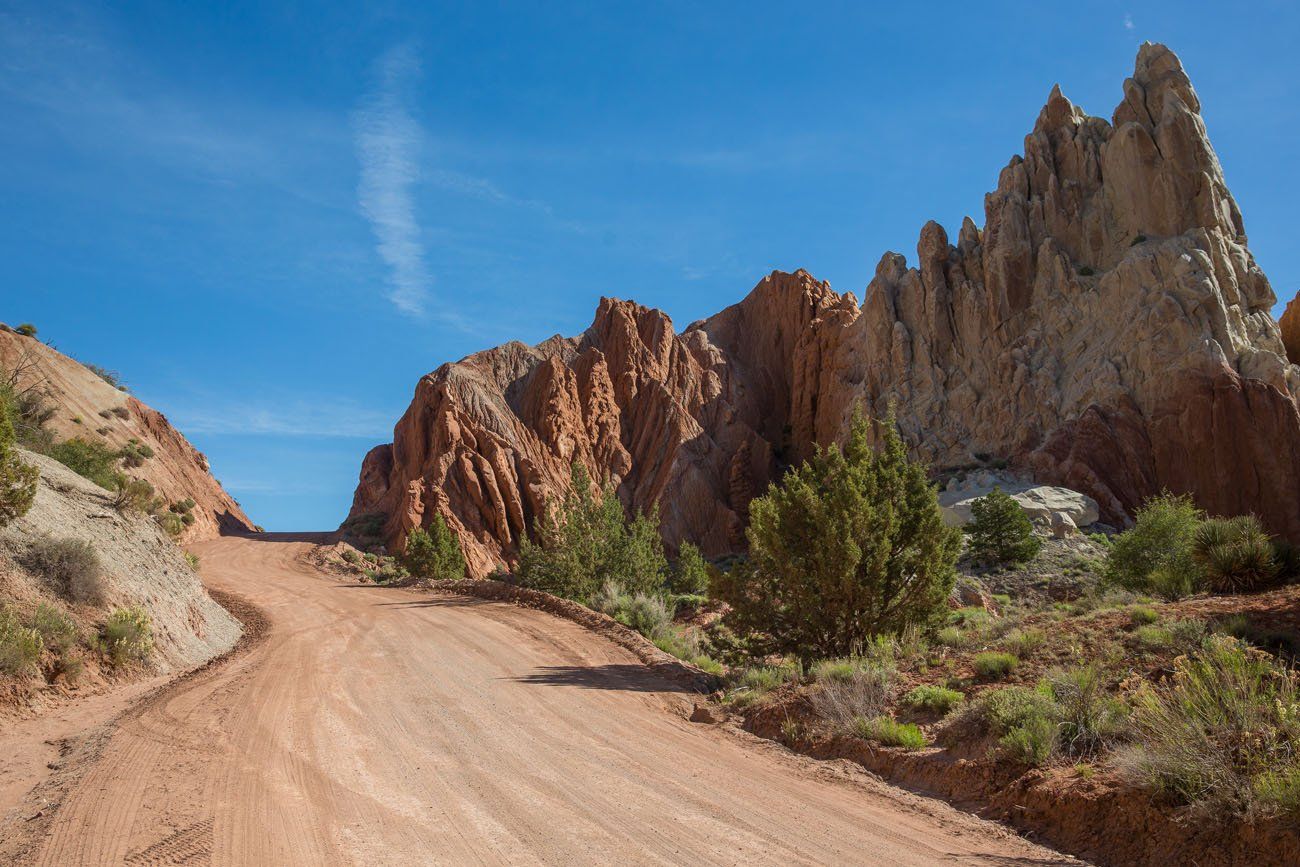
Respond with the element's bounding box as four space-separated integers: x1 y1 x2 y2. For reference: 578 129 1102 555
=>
508 664 689 693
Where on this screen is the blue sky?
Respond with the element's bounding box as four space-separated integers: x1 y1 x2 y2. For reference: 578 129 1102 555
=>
3 1 1297 530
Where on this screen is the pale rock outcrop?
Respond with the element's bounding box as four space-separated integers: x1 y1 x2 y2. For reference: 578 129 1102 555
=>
351 44 1300 576
938 473 1099 531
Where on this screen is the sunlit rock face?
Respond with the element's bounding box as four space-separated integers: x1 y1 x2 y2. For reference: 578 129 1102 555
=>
350 44 1300 576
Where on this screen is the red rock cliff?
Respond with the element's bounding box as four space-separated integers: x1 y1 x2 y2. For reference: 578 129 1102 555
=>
350 43 1300 575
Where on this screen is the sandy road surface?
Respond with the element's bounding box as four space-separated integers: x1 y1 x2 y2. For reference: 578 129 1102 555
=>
10 534 1074 865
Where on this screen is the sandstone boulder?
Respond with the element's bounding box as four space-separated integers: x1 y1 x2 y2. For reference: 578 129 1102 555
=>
939 473 1099 531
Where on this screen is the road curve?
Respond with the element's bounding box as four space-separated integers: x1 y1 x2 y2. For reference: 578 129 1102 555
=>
27 535 1072 865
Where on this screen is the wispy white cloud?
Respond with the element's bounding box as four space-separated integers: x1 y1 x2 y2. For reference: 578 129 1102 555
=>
1123 14 1135 30
353 44 434 317
168 398 394 439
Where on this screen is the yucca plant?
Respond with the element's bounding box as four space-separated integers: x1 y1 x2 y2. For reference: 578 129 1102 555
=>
1193 516 1280 594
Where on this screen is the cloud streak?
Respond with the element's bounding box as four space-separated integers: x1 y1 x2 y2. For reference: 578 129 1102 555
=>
354 44 433 316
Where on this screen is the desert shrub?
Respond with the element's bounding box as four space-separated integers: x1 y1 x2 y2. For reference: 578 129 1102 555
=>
401 515 466 582
852 715 926 749
341 549 362 565
118 438 155 468
903 684 964 714
103 606 153 665
1105 493 1204 600
1134 618 1208 654
1077 265 1095 277
812 657 862 683
668 541 710 594
111 474 157 514
31 603 78 654
1193 515 1281 594
2 364 56 451
966 685 1058 734
713 413 960 659
170 497 196 514
1000 715 1058 765
22 536 104 603
1004 628 1046 658
184 551 201 571
15 323 37 338
727 663 802 706
517 463 667 603
0 608 44 676
0 399 38 527
936 626 967 647
180 512 195 526
1118 635 1300 816
1042 664 1128 756
48 437 121 489
619 593 673 637
974 651 1018 679
363 557 408 585
812 665 894 731
110 405 130 420
1129 605 1160 626
1273 540 1300 583
156 511 184 538
966 487 1042 565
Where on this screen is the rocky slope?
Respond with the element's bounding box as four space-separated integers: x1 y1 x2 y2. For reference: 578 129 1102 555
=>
1 450 241 705
350 43 1300 577
0 327 254 541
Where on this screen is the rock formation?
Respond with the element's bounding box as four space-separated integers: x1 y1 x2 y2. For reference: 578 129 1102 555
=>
0 328 255 541
350 43 1300 577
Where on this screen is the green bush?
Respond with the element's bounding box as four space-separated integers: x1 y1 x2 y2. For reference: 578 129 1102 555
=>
22 536 104 604
1119 635 1300 816
936 625 967 647
1134 618 1208 654
111 474 158 514
517 463 667 603
0 401 38 527
1043 664 1128 756
966 487 1042 565
974 651 1018 680
903 684 964 714
103 606 153 665
156 511 184 538
668 542 710 594
15 323 37 338
1105 493 1205 599
1193 516 1281 594
853 715 926 749
341 511 386 541
184 551 201 571
967 685 1058 735
118 438 154 468
1004 628 1046 658
401 515 466 582
1000 714 1058 765
31 603 78 654
727 663 802 706
712 413 960 659
1129 605 1160 626
0 607 44 676
48 437 121 489
812 657 862 683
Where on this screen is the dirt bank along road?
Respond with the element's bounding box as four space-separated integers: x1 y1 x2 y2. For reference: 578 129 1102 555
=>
8 534 1075 865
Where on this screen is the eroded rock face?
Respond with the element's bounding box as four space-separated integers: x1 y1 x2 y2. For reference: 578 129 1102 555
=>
351 43 1300 575
0 329 255 541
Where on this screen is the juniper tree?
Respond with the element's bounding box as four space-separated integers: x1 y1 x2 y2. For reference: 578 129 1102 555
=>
516 462 667 602
966 486 1042 566
402 514 467 581
713 412 960 659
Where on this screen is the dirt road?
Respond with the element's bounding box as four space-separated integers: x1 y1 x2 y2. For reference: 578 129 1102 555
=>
12 535 1074 865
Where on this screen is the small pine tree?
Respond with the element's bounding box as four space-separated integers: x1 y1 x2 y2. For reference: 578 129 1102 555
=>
516 463 667 603
402 514 466 582
668 541 710 594
712 411 961 659
0 399 38 527
966 487 1042 566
